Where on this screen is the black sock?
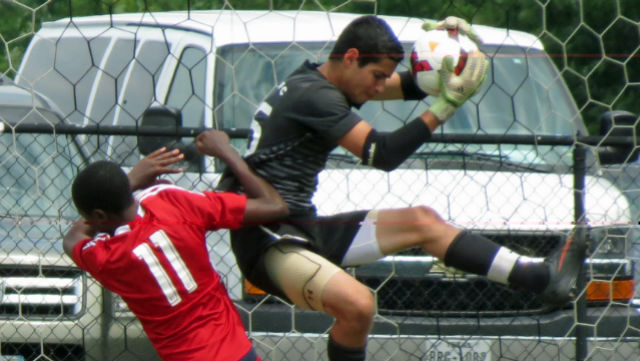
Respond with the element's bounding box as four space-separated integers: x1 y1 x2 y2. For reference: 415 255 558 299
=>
444 231 550 292
327 335 366 361
443 231 500 275
508 259 550 293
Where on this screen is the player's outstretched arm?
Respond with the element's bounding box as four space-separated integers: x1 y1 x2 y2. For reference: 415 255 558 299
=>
195 129 289 224
127 147 184 191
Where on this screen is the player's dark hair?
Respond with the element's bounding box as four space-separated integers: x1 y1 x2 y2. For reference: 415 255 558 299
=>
330 15 404 66
72 160 133 215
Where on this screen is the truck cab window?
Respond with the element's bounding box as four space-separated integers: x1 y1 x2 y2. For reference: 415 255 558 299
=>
165 46 207 128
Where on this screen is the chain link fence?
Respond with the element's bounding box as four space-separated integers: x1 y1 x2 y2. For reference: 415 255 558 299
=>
1 1 639 360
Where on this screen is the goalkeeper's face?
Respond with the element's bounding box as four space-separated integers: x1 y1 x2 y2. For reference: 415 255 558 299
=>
342 55 397 106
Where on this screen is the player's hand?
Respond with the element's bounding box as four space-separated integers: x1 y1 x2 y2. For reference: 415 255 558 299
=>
428 51 489 123
422 16 482 46
195 129 235 159
439 51 489 107
128 147 183 191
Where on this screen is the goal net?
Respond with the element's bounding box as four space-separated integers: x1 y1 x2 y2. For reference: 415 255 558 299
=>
0 1 638 360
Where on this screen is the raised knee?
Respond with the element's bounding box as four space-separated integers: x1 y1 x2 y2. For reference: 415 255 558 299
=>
352 288 376 319
327 283 375 325
410 205 445 228
413 205 442 219
343 286 375 324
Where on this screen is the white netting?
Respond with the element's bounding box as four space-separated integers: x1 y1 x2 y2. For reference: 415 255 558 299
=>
0 1 639 360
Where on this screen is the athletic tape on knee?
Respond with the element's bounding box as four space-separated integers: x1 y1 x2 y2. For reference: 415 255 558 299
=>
265 244 340 311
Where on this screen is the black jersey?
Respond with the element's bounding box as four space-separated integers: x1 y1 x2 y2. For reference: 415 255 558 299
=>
223 61 368 298
224 60 361 216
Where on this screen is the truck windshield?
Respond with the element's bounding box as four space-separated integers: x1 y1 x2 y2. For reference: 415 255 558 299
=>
214 42 582 169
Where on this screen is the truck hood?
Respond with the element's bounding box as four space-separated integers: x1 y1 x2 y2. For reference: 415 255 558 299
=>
314 169 630 231
0 216 73 265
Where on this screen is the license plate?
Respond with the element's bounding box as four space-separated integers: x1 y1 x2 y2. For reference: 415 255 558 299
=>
424 339 492 361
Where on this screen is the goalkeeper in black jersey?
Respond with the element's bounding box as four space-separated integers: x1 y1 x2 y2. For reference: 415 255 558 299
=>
219 15 586 361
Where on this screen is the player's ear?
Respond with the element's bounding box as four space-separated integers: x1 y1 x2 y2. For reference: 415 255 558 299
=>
344 48 360 65
88 209 109 223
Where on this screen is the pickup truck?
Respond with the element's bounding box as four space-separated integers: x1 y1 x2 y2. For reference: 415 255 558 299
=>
1 9 638 361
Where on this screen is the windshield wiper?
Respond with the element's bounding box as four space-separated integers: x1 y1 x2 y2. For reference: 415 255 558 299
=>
327 151 552 172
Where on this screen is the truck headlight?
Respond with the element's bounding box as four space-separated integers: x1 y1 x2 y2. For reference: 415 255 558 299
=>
586 226 635 302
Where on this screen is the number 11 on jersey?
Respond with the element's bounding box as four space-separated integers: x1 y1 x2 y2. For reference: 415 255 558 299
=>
133 230 198 306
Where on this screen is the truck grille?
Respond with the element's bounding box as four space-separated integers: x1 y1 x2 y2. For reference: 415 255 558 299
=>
0 265 84 318
1 342 85 361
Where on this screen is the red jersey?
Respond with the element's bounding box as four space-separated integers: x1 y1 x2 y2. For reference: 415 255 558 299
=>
72 184 252 361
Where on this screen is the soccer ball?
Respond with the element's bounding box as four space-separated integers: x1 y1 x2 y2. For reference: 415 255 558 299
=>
410 28 479 96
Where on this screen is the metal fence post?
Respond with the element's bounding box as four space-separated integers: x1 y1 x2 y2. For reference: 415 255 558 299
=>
573 142 588 361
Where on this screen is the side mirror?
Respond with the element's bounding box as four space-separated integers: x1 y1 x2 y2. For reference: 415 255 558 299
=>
137 107 181 155
598 110 638 165
137 106 202 168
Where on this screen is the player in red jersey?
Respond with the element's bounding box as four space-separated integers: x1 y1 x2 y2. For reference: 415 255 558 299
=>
63 129 288 361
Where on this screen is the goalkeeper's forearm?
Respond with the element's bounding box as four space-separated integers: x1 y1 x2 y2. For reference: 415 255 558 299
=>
361 116 433 171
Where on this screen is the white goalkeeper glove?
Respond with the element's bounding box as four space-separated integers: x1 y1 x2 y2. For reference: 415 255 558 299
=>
428 51 490 123
422 16 482 46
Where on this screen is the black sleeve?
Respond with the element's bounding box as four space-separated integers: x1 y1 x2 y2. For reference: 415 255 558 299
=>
361 117 432 171
399 71 428 100
293 82 362 143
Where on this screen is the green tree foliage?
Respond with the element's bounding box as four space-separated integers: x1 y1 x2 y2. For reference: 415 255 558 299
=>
0 0 637 133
